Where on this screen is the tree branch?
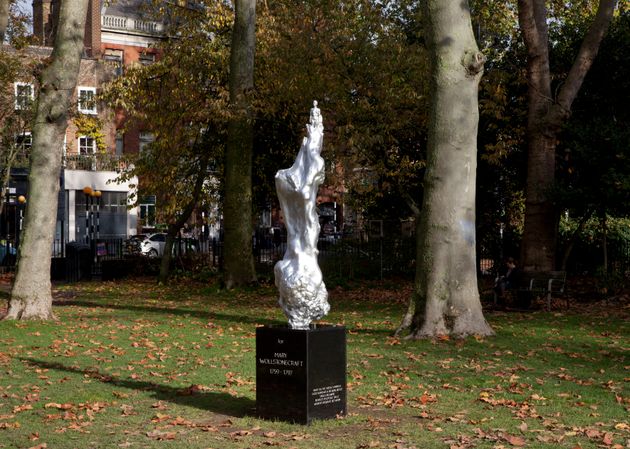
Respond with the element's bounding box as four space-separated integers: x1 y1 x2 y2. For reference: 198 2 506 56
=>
400 189 420 217
517 0 548 60
553 0 617 120
518 0 553 110
560 208 594 271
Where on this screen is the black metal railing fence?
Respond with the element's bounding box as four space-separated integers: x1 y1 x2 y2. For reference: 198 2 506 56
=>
3 226 628 282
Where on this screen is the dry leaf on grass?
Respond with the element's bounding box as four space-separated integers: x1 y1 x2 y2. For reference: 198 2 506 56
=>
146 430 177 440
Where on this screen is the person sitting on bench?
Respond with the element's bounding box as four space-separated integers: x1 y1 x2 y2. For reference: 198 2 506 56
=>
494 257 521 307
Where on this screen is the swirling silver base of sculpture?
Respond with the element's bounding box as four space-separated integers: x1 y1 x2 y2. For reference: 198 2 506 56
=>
274 101 329 329
274 258 329 330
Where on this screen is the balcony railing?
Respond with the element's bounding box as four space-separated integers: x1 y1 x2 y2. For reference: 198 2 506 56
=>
102 14 164 35
63 153 132 172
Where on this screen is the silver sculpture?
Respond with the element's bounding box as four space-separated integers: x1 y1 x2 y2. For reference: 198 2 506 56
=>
274 101 330 329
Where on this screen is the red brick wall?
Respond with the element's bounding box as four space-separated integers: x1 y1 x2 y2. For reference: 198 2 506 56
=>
100 43 158 66
103 44 159 155
31 0 160 156
83 0 101 57
32 0 57 46
63 59 116 156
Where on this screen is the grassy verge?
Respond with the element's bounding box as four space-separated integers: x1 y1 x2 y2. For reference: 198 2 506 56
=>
0 278 628 449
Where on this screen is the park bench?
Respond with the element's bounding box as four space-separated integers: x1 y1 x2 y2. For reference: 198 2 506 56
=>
517 270 567 311
494 270 567 311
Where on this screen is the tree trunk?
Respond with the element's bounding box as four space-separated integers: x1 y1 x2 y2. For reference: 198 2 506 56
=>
0 0 9 43
159 228 178 285
518 0 617 271
520 131 559 271
404 0 493 339
0 144 19 217
222 0 257 289
158 153 210 284
601 213 608 274
560 209 593 271
4 0 89 320
394 216 421 336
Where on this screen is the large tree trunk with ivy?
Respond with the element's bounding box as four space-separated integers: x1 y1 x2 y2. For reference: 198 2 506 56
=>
518 0 616 271
222 0 257 289
4 0 89 320
399 0 493 339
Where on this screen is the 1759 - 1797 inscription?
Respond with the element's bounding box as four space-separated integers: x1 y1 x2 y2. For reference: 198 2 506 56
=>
256 325 346 424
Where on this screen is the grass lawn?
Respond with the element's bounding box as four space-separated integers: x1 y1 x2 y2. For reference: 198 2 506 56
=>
0 277 628 449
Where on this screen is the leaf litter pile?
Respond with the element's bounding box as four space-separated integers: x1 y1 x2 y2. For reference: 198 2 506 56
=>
0 278 628 449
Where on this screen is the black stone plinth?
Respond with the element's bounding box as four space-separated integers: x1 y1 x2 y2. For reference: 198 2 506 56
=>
256 325 346 424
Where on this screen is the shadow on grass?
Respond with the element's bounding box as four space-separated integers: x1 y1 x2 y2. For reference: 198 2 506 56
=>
53 299 395 335
20 357 256 419
344 328 397 336
53 299 284 326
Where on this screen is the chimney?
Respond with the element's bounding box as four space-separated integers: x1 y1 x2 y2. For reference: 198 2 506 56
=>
83 0 102 57
32 0 58 46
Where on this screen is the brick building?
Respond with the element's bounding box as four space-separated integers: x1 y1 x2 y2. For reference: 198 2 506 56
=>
5 0 349 253
4 0 166 248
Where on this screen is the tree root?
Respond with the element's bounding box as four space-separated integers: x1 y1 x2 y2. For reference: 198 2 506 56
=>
3 297 57 321
393 311 414 337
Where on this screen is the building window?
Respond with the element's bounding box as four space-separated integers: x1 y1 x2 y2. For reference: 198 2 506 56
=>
78 136 96 154
139 195 156 228
15 132 32 152
63 133 67 155
115 131 124 156
139 52 156 65
77 86 97 114
76 191 128 239
139 132 154 152
104 49 124 76
14 82 34 110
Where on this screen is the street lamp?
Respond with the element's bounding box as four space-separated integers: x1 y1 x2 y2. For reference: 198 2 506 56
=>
83 186 93 244
2 188 12 263
16 195 26 249
93 190 101 244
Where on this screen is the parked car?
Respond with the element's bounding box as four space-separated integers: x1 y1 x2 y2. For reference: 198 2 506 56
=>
123 234 147 256
140 233 166 257
140 233 199 257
